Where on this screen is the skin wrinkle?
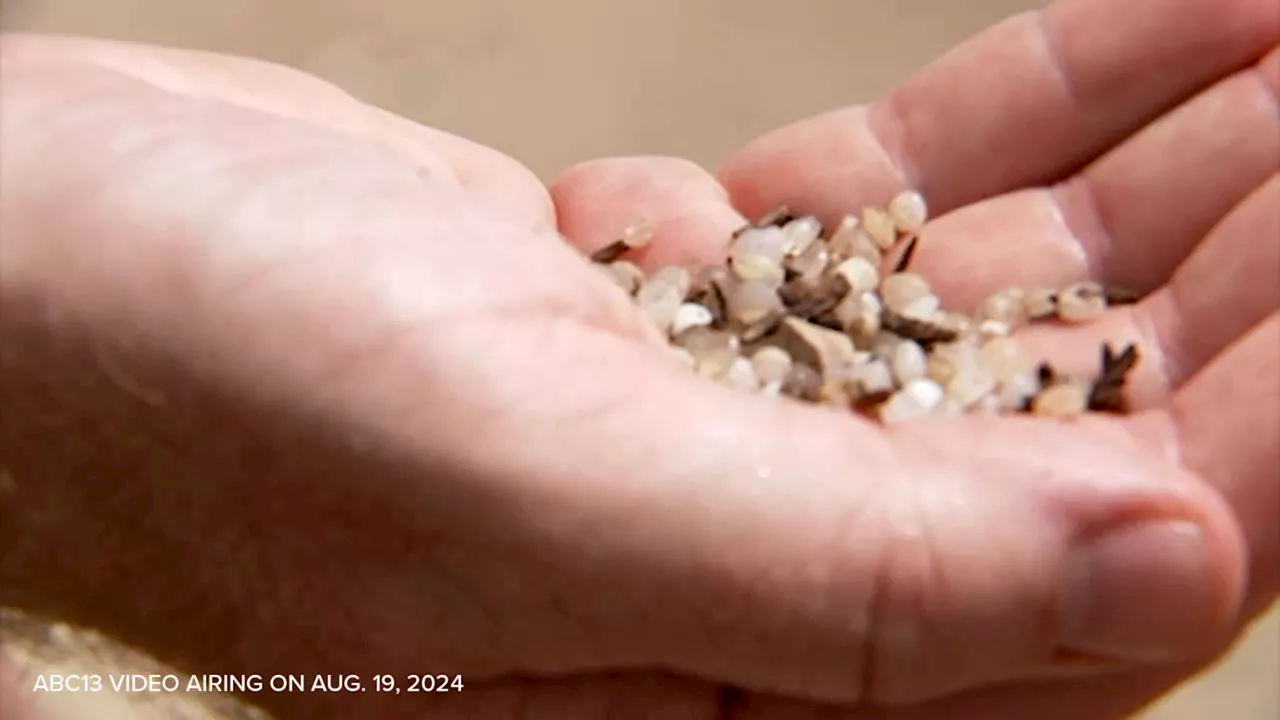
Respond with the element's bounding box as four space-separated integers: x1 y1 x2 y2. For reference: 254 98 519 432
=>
1079 60 1280 289
860 100 916 195
1051 176 1115 283
1161 175 1280 387
87 337 168 407
869 12 1082 213
19 83 642 456
1262 48 1280 109
20 35 556 224
839 432 940 705
797 476 892 704
879 521 942 705
19 40 470 190
1032 9 1081 119
12 93 437 314
1127 288 1179 397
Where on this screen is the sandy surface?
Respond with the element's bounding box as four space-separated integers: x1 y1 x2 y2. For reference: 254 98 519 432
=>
2 0 1276 717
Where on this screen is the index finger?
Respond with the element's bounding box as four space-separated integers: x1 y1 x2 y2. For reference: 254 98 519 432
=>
718 0 1279 224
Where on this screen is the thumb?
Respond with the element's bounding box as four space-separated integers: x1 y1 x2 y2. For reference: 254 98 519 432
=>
537 159 1246 706
463 321 1245 707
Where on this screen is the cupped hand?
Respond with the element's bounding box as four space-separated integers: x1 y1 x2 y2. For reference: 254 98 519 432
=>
0 1 1275 720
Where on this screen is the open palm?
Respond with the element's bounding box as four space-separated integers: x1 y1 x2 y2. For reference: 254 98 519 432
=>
1 1 1275 719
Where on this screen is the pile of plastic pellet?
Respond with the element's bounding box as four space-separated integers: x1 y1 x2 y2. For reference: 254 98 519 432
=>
590 191 1139 424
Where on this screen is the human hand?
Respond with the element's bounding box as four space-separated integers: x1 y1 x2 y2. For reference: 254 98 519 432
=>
567 0 1275 716
0 1 1274 718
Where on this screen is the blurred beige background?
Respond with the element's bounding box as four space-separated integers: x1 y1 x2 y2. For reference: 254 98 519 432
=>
2 1 1276 718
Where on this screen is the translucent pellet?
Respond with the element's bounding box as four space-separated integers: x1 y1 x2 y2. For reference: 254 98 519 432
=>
888 190 928 234
649 266 692 298
636 279 685 332
781 216 823 255
978 288 1028 328
679 328 741 379
727 280 783 325
1057 281 1107 323
851 359 895 394
600 260 644 294
1023 287 1058 320
997 371 1041 411
785 239 830 280
978 337 1031 383
750 346 793 386
730 252 786 284
722 357 761 390
879 272 932 314
861 206 898 250
731 226 787 264
880 378 944 424
670 302 715 336
1032 381 1089 418
835 291 882 339
900 293 941 320
892 340 928 385
833 256 880 295
620 217 656 248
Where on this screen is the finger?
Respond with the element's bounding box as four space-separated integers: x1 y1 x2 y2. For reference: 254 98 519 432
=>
1054 47 1280 291
459 330 1244 705
549 156 747 268
1168 314 1280 611
1145 175 1280 387
0 32 554 223
718 0 1279 224
902 48 1280 312
1001 174 1280 408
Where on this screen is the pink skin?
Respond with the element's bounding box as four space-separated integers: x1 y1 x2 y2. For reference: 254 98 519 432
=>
0 0 1276 717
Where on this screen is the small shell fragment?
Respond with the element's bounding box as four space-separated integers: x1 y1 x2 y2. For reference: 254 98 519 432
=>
774 316 860 382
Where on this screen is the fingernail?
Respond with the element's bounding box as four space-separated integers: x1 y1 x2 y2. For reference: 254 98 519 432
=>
1064 520 1221 661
